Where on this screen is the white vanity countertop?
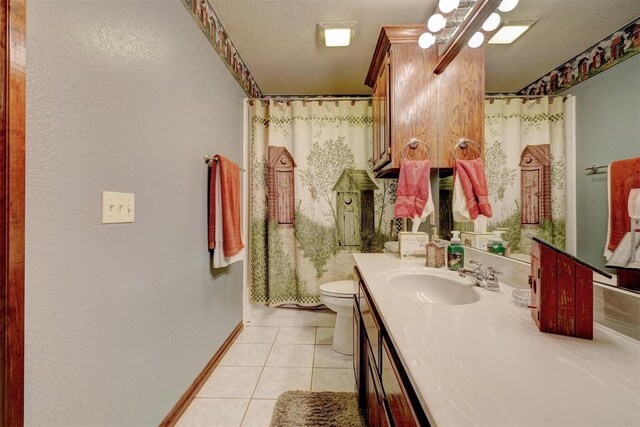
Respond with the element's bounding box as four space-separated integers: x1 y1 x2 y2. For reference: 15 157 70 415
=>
353 253 640 427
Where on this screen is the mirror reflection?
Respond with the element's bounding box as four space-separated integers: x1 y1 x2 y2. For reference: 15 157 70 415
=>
435 16 640 293
439 95 568 264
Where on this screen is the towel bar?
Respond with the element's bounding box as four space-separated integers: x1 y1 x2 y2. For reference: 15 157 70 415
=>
204 153 246 172
584 164 608 175
452 138 482 160
400 138 431 161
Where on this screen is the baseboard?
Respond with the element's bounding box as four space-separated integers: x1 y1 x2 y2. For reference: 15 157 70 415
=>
160 321 244 426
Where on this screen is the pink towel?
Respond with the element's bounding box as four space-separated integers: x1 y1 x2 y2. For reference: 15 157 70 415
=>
394 159 431 219
454 158 492 220
208 155 244 256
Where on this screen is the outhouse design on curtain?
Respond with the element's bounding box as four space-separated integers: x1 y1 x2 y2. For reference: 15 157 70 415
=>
267 146 296 227
479 96 567 256
248 99 398 307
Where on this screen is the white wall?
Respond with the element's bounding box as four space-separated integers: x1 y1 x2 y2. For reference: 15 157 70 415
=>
26 0 245 424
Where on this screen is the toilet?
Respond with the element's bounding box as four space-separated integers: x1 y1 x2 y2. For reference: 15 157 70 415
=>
319 280 357 355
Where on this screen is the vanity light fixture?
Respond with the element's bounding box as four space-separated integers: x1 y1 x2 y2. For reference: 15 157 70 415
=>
497 0 518 12
318 21 357 47
423 0 516 50
488 19 536 44
438 0 460 14
467 31 485 48
427 13 447 33
418 32 451 49
418 32 437 49
482 12 501 32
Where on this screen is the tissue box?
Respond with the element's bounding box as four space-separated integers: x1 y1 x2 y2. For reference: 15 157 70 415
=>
398 232 429 258
460 231 493 251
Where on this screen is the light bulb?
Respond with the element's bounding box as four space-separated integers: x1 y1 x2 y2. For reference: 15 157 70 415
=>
482 13 501 32
427 14 447 33
498 0 518 12
418 32 436 49
468 31 484 48
438 0 460 14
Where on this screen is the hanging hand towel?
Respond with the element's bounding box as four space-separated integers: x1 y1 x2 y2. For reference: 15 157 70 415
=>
395 159 432 221
452 173 472 222
453 158 492 221
411 179 434 233
604 157 640 259
208 155 244 267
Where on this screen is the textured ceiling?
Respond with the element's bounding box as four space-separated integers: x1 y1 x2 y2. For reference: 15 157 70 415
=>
210 0 640 95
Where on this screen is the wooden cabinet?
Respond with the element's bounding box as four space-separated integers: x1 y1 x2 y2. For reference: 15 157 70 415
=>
365 344 391 427
372 52 391 172
366 26 485 176
382 340 419 426
354 266 431 426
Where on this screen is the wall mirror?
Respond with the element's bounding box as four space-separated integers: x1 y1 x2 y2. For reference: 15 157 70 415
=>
433 10 640 295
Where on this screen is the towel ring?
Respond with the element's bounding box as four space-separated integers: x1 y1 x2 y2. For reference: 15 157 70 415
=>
452 138 481 160
401 138 431 160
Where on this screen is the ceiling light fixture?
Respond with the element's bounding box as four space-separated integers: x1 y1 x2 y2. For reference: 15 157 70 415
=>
325 28 351 47
317 21 357 47
488 18 536 44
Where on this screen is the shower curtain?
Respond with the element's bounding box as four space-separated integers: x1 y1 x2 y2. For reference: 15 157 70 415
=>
479 96 569 255
248 99 397 306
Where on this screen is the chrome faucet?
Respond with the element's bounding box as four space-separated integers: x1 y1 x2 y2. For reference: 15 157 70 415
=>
458 260 502 291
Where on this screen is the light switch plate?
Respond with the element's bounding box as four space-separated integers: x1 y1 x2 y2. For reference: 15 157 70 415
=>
102 191 135 224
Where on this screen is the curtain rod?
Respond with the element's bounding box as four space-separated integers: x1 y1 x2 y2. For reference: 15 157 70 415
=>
249 96 371 101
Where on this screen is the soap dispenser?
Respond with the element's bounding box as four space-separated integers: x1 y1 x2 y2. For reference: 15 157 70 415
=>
447 231 464 271
488 231 506 256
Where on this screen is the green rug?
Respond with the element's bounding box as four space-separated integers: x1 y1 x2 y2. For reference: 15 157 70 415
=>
270 390 364 427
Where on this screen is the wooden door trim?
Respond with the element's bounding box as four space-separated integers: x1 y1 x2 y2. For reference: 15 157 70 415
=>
1 0 26 424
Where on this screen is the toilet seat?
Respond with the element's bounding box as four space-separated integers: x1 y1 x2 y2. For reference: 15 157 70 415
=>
319 280 357 299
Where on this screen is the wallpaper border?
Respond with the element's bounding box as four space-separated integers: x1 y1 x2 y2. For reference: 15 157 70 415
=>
518 17 640 96
180 0 263 98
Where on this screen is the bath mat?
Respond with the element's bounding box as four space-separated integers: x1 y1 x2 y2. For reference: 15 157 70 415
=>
270 390 364 427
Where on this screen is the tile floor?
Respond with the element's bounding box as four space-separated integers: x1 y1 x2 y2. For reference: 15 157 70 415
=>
177 326 356 427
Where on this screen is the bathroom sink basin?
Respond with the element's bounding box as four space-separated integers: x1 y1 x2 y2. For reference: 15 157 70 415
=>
384 270 480 305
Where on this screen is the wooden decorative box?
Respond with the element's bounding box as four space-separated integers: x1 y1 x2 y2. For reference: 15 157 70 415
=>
529 237 612 340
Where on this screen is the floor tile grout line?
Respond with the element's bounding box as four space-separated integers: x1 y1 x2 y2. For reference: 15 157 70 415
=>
239 326 278 427
182 327 356 424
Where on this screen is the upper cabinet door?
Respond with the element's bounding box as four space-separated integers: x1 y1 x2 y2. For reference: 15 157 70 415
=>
372 72 381 169
438 46 485 167
373 52 391 172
